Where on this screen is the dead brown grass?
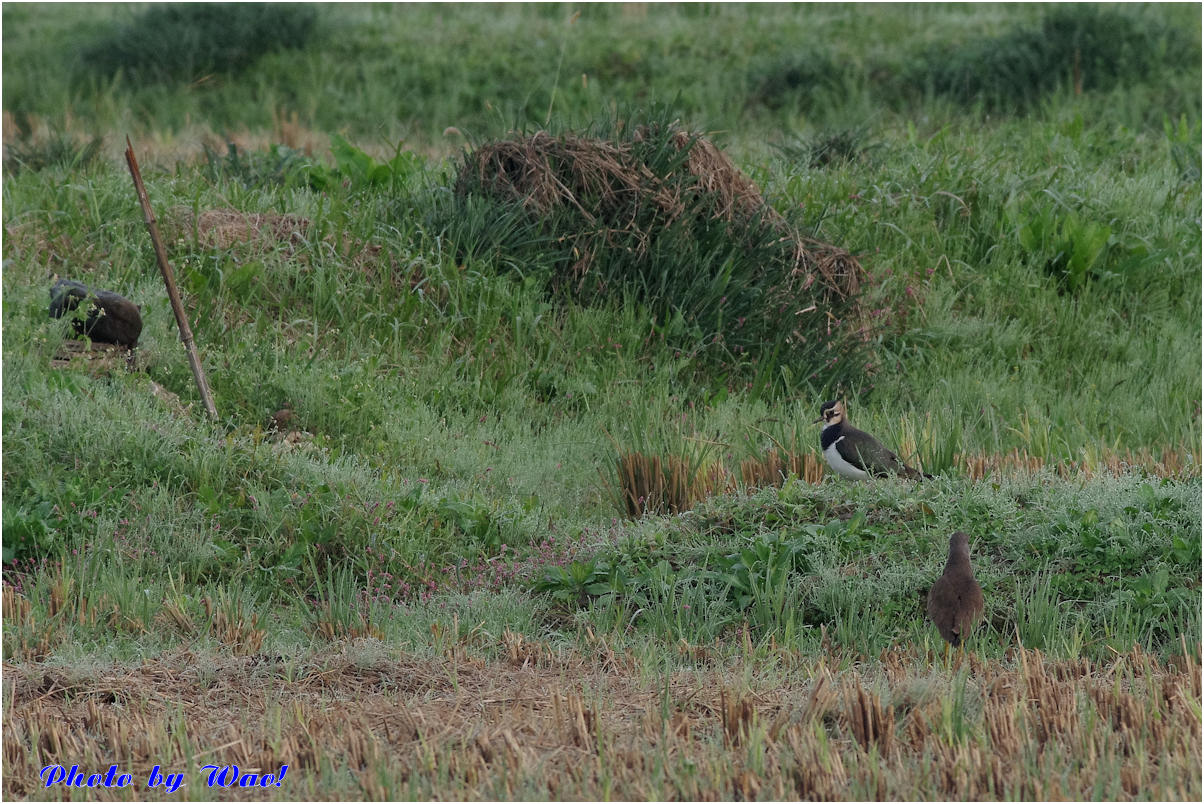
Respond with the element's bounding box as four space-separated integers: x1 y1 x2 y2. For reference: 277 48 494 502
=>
615 444 1199 517
957 446 1202 482
170 208 313 252
2 113 325 169
4 221 102 274
4 640 1199 801
614 452 737 517
739 448 828 488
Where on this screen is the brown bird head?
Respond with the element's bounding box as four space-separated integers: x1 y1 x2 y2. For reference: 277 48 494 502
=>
268 407 295 431
814 400 847 425
945 531 971 568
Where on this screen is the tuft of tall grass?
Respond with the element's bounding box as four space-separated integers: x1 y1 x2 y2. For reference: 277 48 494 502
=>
612 451 735 518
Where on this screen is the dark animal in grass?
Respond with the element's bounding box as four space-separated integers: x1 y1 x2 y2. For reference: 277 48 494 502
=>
814 400 932 480
927 531 984 648
49 279 142 347
266 407 296 431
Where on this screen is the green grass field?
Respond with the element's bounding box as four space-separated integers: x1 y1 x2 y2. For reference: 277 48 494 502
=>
3 3 1201 800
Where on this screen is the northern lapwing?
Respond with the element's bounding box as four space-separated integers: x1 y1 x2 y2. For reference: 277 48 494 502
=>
927 531 984 649
814 400 931 480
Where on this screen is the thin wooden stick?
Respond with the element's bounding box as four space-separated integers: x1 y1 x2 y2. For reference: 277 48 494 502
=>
124 136 219 420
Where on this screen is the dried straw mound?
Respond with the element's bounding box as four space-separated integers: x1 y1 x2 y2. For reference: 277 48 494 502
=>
455 124 865 305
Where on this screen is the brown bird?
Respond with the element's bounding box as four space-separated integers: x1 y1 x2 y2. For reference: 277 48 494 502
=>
266 406 295 432
927 531 984 648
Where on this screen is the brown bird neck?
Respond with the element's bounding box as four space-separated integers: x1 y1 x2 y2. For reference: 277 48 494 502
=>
944 544 971 573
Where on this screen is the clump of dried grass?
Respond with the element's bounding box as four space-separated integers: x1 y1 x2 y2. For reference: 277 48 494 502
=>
456 125 864 304
613 443 1195 518
614 451 735 517
201 595 266 655
450 117 874 391
739 448 827 487
49 339 139 374
843 677 896 756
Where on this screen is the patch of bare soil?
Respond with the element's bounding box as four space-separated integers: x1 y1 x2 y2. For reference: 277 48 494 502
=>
4 639 1199 801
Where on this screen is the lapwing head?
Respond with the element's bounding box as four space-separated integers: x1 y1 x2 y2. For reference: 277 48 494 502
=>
813 400 846 426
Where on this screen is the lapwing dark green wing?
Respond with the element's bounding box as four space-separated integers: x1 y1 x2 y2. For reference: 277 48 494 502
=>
813 400 931 480
926 531 985 648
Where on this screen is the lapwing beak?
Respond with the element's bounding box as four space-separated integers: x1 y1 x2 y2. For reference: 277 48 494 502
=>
812 415 824 424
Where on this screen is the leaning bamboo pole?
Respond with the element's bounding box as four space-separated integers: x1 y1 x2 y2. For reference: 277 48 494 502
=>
124 137 219 420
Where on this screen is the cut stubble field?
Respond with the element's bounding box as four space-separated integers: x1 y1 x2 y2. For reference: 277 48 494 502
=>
4 637 1201 801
